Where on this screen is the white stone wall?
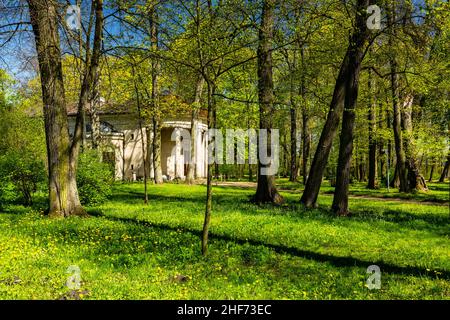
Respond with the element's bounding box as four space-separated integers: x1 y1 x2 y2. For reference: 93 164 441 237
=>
68 114 207 180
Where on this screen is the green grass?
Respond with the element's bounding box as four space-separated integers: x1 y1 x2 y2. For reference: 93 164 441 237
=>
275 179 450 203
0 181 449 300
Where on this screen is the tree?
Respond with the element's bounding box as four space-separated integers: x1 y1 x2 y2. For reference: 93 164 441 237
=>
149 3 163 184
300 0 373 208
253 0 283 205
72 0 104 170
402 94 428 191
367 68 378 189
26 0 104 217
390 8 409 193
186 75 205 184
300 46 310 186
27 0 85 217
331 0 372 216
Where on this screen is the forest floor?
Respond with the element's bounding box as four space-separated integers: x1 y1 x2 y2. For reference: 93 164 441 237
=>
0 181 449 299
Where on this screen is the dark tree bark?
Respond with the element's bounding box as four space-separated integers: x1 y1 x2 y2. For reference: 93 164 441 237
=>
439 113 450 182
386 96 395 187
289 49 298 182
390 163 400 188
391 66 408 192
299 46 310 186
301 112 310 186
90 70 101 149
301 0 371 208
247 101 254 182
27 0 95 217
359 160 366 182
289 93 297 182
253 0 283 205
428 161 435 182
186 75 205 184
402 95 428 191
331 0 370 215
377 91 385 181
388 5 409 192
367 69 378 189
72 0 103 165
440 156 450 182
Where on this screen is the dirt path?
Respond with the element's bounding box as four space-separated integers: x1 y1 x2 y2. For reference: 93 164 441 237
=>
210 181 448 207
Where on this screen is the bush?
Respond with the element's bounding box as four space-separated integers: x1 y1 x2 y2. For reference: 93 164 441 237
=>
0 180 18 208
0 151 46 206
77 150 114 206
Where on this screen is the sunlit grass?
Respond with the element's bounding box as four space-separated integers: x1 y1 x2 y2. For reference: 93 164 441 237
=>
0 181 449 299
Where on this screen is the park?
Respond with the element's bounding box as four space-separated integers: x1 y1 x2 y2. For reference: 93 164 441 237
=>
0 0 449 301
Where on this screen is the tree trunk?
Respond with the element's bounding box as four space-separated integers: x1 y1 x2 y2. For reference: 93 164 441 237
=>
70 0 103 214
213 108 219 180
186 75 205 184
27 0 87 217
367 69 378 189
439 113 450 182
150 5 163 184
389 5 409 193
377 93 385 181
331 0 369 216
359 161 366 182
299 46 310 186
201 80 215 256
439 156 450 182
391 68 408 191
247 101 254 182
145 126 153 179
289 49 298 182
386 97 394 186
402 95 428 191
428 161 435 182
289 100 297 182
390 163 400 188
301 0 370 208
71 0 103 166
253 0 283 205
152 116 163 183
133 67 148 204
90 70 101 149
301 114 310 186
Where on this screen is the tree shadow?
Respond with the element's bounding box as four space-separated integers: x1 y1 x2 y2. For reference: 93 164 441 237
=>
428 183 450 193
107 187 448 236
90 211 450 281
108 189 252 208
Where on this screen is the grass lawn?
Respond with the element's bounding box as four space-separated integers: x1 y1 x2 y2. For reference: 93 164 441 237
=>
0 181 449 299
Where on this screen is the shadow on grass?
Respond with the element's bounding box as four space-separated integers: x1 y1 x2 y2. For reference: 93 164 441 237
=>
350 209 449 228
90 210 450 281
108 188 449 236
428 183 450 192
109 190 250 208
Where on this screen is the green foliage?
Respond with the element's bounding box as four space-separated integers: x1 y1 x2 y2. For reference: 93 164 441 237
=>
76 150 114 206
0 73 47 207
0 181 17 208
0 151 46 206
